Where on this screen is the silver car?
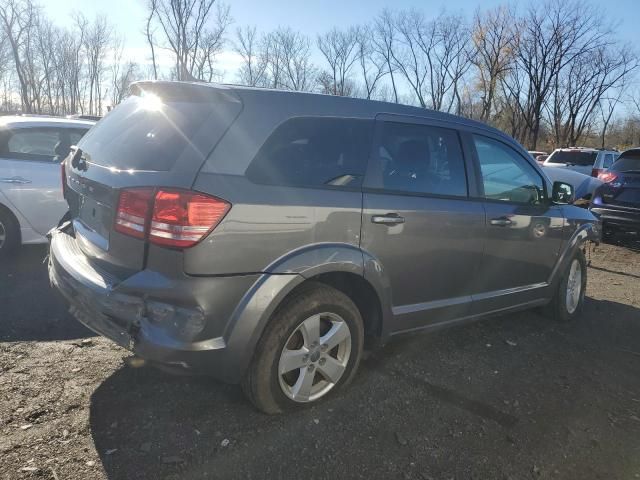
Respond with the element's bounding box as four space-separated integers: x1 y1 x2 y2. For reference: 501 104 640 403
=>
543 147 619 176
0 116 94 255
48 81 598 413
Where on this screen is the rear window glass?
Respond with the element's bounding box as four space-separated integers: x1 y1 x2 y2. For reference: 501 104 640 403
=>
78 86 234 171
0 127 89 163
610 154 640 173
245 117 373 188
547 150 597 166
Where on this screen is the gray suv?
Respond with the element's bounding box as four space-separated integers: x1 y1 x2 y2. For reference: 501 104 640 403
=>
49 81 599 413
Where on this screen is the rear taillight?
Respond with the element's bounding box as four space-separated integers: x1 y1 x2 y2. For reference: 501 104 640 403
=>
597 172 619 183
114 188 230 248
149 189 230 248
591 168 603 178
114 188 154 239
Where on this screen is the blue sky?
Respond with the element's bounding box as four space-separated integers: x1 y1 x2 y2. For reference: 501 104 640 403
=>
42 0 640 78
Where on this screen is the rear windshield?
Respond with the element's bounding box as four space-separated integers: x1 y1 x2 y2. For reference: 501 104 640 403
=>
78 84 237 171
610 154 640 173
547 150 597 166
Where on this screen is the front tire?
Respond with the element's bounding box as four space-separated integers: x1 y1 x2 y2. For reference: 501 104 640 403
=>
549 249 587 322
242 282 364 414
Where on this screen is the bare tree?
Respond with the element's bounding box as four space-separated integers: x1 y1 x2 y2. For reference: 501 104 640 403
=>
109 37 139 107
148 0 231 81
471 5 515 121
83 15 111 115
0 0 39 112
354 25 386 99
145 0 158 80
260 27 315 91
373 9 399 103
505 0 613 148
549 45 638 146
234 25 267 86
317 26 359 96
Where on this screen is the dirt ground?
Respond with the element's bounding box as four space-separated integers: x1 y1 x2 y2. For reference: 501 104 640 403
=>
1 236 640 480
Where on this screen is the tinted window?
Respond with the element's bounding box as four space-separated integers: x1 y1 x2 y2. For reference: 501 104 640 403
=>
365 122 467 196
79 84 239 171
610 153 640 173
547 150 597 166
603 153 614 168
0 128 84 163
245 117 373 188
473 135 545 205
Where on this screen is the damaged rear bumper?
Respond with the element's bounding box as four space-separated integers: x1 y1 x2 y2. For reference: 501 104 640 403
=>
47 226 258 383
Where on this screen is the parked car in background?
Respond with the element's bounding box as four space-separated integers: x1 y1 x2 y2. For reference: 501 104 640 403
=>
591 148 640 237
49 81 598 413
0 116 94 255
66 114 102 122
543 147 619 176
542 167 603 207
535 154 549 165
528 151 548 165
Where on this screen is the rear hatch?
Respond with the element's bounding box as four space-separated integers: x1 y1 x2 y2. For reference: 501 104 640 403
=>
600 155 640 209
544 150 597 175
64 81 242 277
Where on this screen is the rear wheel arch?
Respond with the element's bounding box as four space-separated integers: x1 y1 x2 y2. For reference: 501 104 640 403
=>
293 271 384 344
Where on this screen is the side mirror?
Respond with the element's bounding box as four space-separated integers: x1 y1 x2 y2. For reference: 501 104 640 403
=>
552 181 575 205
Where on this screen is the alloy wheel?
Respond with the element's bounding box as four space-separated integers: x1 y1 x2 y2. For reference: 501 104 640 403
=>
565 259 582 314
278 312 352 403
0 220 6 249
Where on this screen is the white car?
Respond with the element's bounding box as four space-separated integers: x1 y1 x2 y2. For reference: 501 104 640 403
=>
543 147 619 176
0 116 95 255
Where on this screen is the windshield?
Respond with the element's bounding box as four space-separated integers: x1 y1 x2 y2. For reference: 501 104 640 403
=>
547 150 597 166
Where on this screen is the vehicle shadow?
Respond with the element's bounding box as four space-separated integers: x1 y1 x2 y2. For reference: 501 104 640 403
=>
89 298 640 480
602 232 640 253
0 244 94 342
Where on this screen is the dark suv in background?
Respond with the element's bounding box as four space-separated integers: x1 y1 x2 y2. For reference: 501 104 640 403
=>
49 81 598 413
591 148 640 237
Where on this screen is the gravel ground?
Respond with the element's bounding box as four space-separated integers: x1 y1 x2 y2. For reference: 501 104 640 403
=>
1 236 640 480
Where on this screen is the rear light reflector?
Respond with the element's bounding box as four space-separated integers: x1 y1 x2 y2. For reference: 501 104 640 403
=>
113 188 230 248
149 190 230 248
591 168 603 178
114 188 154 238
597 172 619 183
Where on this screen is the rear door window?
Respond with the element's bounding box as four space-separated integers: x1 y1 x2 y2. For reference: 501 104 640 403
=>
245 117 373 188
364 121 468 197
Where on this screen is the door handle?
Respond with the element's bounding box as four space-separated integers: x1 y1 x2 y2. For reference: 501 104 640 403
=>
0 176 31 184
490 217 513 227
371 214 405 225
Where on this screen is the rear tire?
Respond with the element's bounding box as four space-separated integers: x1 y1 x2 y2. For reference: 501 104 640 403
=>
548 249 587 322
242 282 364 414
0 208 20 257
